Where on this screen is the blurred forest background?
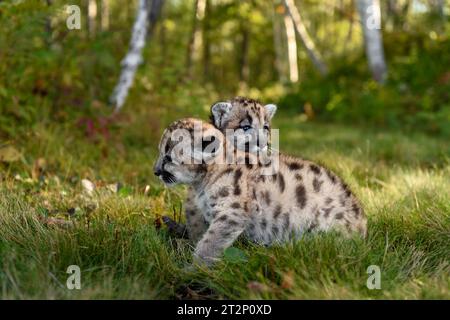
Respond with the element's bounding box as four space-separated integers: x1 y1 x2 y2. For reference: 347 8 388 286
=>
1 0 449 142
0 0 449 299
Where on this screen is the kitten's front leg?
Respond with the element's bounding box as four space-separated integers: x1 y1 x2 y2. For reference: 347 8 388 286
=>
163 191 208 242
184 195 208 243
193 210 249 266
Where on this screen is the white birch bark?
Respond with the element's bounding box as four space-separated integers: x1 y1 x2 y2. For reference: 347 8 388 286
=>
272 4 287 82
193 0 207 61
283 0 328 76
88 0 98 36
110 0 151 111
357 0 387 83
283 14 298 83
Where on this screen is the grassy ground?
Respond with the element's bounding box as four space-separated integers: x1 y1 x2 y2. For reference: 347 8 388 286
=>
0 110 449 299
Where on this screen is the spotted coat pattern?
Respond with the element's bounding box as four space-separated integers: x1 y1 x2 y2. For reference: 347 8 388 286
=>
155 119 367 266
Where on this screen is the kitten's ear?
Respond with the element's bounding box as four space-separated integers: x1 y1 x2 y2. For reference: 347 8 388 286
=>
264 104 277 120
211 102 233 128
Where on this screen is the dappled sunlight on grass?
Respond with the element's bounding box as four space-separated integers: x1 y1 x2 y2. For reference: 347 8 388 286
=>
1 110 449 299
0 0 449 300
364 167 450 213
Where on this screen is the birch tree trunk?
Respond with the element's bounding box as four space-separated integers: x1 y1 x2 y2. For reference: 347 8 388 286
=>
272 4 287 82
283 0 328 76
110 0 164 111
357 0 387 84
88 0 97 37
283 13 298 83
202 0 211 82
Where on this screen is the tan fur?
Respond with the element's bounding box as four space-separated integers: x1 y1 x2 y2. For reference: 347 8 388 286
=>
154 119 367 266
210 97 276 153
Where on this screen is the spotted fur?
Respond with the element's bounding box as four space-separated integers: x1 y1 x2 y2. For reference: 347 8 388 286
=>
154 119 367 266
210 97 277 153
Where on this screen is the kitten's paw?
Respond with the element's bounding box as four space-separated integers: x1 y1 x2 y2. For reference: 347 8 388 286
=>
162 215 188 239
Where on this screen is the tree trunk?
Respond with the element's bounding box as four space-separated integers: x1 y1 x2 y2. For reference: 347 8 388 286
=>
401 0 412 29
283 0 328 76
101 0 110 31
45 0 53 46
272 3 287 82
185 0 207 79
386 0 399 29
110 0 164 111
202 0 211 82
283 13 298 83
147 0 164 34
238 22 250 84
429 0 445 18
88 0 97 37
343 1 355 54
357 0 387 84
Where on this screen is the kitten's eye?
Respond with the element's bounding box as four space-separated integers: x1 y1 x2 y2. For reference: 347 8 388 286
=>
241 125 252 131
163 155 172 163
263 125 270 131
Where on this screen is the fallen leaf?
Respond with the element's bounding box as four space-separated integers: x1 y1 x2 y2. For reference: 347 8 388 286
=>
304 102 314 120
275 4 285 14
281 270 295 289
81 179 95 195
0 145 22 162
247 281 270 293
32 157 47 180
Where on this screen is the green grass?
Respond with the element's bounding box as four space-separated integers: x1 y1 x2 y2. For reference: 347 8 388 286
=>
0 112 449 299
1 0 449 300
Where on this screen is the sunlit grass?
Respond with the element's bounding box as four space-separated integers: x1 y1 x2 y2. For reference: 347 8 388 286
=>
0 111 449 299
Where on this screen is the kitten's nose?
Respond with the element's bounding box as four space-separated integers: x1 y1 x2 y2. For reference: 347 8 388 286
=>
154 169 162 177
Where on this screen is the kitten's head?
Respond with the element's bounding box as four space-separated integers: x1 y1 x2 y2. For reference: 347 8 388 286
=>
210 97 277 153
154 118 223 186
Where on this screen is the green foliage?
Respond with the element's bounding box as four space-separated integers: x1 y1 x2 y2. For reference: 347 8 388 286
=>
1 1 449 140
278 33 450 136
223 247 248 264
0 118 449 299
0 0 449 299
